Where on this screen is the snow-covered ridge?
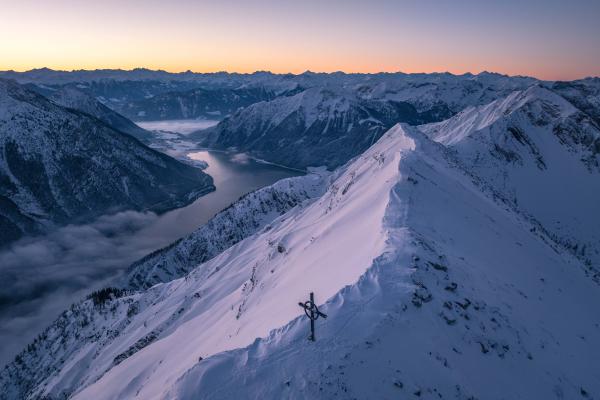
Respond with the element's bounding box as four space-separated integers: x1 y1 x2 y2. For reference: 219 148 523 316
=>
70 125 413 400
168 123 599 400
421 85 600 274
549 78 600 126
422 85 578 145
194 86 445 169
191 73 543 170
0 68 536 87
124 172 329 290
0 125 415 399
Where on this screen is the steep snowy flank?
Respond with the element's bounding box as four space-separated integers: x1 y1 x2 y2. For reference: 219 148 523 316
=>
0 123 411 400
421 85 600 274
3 123 598 399
189 72 538 170
48 86 152 141
0 79 214 245
194 86 440 169
124 172 328 290
169 125 599 400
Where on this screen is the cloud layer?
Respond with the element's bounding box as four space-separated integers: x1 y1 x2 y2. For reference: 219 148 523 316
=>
0 210 181 367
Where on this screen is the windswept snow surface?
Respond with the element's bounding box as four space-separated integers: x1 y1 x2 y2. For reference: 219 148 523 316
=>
167 124 600 400
67 123 411 400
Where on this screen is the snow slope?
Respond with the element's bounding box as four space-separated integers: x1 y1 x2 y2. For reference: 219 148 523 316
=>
192 72 537 170
1 87 599 400
550 78 600 126
124 171 329 290
0 121 411 399
71 123 408 400
421 85 600 275
169 125 599 400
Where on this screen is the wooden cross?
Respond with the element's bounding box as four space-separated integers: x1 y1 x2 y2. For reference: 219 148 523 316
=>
298 292 327 341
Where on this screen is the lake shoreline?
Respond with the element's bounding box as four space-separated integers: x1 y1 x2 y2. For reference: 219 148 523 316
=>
0 132 300 367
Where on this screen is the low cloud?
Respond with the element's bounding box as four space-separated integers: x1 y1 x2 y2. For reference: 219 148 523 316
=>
229 153 251 164
136 119 219 135
0 210 188 367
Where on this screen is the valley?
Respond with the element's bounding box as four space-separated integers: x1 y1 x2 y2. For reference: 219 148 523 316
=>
0 119 300 367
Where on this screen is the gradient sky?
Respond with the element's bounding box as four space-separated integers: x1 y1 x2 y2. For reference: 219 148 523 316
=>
1 0 599 80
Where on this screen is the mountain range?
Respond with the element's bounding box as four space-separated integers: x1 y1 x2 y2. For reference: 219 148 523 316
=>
192 86 448 169
1 72 598 399
191 73 541 169
117 86 288 121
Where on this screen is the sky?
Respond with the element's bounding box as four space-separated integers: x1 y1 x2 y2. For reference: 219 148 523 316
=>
1 0 599 81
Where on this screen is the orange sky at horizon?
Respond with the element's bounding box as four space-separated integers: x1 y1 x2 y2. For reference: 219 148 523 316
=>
5 65 592 82
1 0 599 81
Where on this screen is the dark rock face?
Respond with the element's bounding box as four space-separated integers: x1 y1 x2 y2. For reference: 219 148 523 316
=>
0 79 214 245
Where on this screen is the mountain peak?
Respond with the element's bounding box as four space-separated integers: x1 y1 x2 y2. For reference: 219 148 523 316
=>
420 85 577 146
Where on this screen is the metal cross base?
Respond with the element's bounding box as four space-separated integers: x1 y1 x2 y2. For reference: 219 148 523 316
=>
298 292 327 341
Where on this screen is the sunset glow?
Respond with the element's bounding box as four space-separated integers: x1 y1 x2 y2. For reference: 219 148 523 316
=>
2 0 599 80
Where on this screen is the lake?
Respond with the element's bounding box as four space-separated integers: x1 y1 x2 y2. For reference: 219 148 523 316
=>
138 149 302 241
134 119 302 236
